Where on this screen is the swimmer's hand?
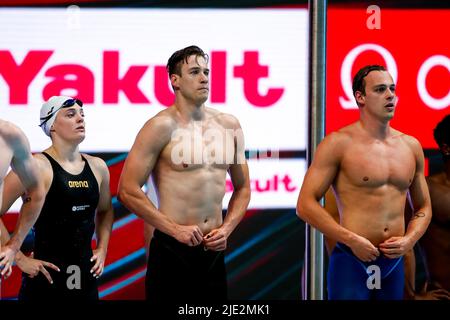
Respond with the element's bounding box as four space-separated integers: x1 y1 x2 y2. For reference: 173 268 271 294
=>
16 252 60 284
0 244 17 278
203 228 227 251
91 247 107 278
379 236 413 259
174 225 204 247
349 235 380 262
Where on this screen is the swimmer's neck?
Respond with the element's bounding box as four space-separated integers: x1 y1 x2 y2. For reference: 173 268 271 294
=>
358 118 393 140
173 101 206 122
45 143 81 162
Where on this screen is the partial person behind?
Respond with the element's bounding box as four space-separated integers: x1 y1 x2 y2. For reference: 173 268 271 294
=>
418 115 450 298
0 120 45 279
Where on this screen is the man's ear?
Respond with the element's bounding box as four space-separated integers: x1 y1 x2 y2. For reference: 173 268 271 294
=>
355 91 365 107
170 74 180 90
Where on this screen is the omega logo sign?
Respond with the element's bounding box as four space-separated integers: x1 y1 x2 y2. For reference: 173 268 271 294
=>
340 43 449 110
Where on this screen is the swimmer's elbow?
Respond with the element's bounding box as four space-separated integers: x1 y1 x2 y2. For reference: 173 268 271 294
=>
117 182 135 208
28 182 46 203
296 196 315 223
296 198 307 221
117 188 127 207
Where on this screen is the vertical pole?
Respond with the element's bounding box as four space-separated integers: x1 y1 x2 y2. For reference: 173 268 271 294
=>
304 0 327 300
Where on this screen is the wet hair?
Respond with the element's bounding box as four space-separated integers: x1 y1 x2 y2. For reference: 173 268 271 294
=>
352 65 387 104
433 115 450 148
166 45 209 76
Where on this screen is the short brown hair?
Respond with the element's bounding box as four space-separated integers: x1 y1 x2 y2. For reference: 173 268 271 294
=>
166 45 209 76
352 65 387 96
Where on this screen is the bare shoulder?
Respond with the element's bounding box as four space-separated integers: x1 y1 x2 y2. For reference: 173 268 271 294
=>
396 131 423 153
81 153 109 176
0 120 28 148
322 126 353 149
33 152 52 169
0 119 19 137
312 126 354 163
32 153 53 185
140 108 178 136
207 108 241 129
335 122 360 137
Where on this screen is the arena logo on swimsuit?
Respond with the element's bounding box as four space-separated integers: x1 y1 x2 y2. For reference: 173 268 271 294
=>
68 180 89 188
0 50 284 108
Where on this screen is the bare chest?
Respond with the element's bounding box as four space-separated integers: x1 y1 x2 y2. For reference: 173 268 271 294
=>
340 142 415 189
160 122 235 171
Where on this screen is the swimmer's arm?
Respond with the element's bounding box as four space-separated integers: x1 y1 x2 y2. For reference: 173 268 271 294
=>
296 134 357 246
0 171 25 216
404 139 432 247
404 249 417 299
324 188 340 255
222 162 250 237
0 172 25 265
4 132 45 253
94 158 114 252
118 117 179 236
221 118 250 237
0 217 14 276
403 199 417 299
0 218 9 246
0 217 27 262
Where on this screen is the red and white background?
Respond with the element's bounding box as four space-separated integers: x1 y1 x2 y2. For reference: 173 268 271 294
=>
326 8 449 155
0 8 308 211
0 7 309 300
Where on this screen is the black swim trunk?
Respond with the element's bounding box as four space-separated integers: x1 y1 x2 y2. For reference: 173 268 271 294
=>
145 229 227 302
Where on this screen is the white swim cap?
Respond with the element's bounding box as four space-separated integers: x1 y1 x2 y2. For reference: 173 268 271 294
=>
39 96 80 137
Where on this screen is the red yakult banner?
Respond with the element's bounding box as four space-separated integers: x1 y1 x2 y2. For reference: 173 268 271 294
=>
0 8 309 211
0 8 308 153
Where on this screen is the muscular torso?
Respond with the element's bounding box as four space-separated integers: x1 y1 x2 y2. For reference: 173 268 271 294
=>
153 108 235 234
334 125 416 246
422 173 450 290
